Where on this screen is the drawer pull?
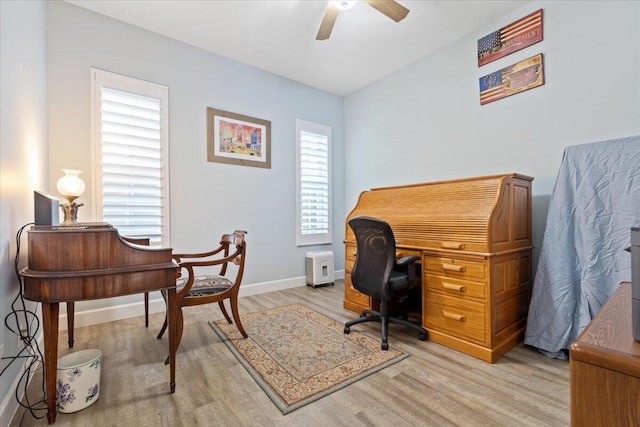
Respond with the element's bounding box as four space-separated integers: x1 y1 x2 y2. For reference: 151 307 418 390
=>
442 282 466 292
441 242 465 250
441 263 466 272
442 311 466 322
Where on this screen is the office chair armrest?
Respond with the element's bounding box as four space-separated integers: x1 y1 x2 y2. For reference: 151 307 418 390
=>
396 255 420 266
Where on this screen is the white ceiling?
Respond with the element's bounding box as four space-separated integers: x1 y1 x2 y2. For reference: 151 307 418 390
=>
66 0 531 96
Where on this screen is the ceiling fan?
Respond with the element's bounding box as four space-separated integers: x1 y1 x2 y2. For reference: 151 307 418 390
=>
316 0 410 40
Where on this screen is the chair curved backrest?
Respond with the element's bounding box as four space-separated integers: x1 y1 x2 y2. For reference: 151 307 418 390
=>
349 216 397 301
172 230 247 300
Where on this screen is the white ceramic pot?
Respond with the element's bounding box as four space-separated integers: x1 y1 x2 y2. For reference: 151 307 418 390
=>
56 349 102 413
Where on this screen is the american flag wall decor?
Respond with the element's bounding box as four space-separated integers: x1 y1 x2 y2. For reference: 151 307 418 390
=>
479 53 544 105
477 9 543 67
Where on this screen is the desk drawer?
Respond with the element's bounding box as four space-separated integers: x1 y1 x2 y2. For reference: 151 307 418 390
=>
395 248 422 260
425 274 487 300
424 292 486 344
425 256 486 280
346 245 420 268
344 275 370 307
345 244 356 265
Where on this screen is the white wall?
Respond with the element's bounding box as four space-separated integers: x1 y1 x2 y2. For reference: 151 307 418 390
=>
0 0 49 423
344 0 640 267
47 2 346 318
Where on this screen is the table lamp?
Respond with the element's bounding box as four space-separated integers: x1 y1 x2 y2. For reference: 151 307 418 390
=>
57 169 85 226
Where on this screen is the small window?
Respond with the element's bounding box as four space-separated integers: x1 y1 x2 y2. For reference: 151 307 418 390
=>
296 119 331 246
91 69 170 246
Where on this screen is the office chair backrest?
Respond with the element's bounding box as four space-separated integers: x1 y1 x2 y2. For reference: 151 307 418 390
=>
348 216 396 301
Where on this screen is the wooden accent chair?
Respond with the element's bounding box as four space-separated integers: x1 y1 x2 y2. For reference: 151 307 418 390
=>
157 230 248 360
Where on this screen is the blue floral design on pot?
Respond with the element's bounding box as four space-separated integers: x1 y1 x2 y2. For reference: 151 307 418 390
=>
85 383 99 403
68 367 82 382
56 379 76 410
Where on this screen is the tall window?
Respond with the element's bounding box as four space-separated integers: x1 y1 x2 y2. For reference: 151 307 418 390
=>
91 69 170 246
296 119 331 246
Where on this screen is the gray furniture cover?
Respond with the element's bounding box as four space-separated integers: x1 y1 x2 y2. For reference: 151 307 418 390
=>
524 135 640 358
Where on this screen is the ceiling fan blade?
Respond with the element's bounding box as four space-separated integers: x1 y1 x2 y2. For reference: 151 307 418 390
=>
316 3 340 40
364 0 410 22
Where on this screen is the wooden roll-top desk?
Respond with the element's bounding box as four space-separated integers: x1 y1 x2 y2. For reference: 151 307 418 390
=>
344 173 533 363
20 223 178 424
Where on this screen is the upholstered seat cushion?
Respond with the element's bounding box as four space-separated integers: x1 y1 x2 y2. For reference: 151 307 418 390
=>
177 275 234 296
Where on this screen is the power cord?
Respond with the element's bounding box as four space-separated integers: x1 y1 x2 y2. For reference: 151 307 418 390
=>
1 223 47 422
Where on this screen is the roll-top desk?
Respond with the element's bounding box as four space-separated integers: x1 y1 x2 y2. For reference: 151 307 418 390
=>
20 224 178 424
344 173 533 363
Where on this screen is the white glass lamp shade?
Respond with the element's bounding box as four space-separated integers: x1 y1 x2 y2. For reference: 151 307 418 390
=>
57 169 86 202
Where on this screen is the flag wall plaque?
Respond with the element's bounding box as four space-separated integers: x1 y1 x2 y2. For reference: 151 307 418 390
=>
479 54 544 105
477 9 543 67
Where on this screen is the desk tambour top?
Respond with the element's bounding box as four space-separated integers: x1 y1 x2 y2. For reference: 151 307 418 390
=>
345 173 533 254
21 223 176 302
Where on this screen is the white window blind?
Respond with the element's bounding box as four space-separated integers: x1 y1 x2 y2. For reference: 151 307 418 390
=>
91 69 169 246
296 119 331 246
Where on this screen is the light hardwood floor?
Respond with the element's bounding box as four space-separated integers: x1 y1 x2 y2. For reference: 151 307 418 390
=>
11 280 569 426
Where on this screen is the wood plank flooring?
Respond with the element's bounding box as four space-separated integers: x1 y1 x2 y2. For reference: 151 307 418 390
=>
10 281 570 426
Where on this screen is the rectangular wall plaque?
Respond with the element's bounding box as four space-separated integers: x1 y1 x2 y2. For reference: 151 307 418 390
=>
479 53 544 105
477 9 543 67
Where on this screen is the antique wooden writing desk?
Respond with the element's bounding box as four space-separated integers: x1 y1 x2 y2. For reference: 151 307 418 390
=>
19 224 178 424
570 282 640 426
344 173 533 363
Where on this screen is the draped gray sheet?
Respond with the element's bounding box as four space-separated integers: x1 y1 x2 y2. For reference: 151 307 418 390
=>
524 136 640 358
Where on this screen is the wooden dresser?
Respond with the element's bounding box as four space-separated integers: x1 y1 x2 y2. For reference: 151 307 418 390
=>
570 282 640 426
344 173 533 363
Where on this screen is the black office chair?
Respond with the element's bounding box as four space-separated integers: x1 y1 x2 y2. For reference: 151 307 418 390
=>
344 216 428 350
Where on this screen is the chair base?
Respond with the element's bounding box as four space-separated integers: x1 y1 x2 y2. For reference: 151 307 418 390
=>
344 307 427 350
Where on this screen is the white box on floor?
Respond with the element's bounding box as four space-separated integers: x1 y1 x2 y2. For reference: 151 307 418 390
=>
305 250 334 288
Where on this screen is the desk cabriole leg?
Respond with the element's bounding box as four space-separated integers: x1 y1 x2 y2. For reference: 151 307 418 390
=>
66 302 74 348
42 302 60 424
167 287 177 393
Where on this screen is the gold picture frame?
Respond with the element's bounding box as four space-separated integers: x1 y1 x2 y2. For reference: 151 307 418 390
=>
207 107 271 169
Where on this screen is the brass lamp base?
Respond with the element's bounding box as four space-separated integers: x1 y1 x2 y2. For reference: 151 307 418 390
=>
60 202 84 226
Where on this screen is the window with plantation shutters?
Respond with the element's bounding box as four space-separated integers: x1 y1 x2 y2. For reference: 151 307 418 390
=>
91 69 170 246
296 119 331 246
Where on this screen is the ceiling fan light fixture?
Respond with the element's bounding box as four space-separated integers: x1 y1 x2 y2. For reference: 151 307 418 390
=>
331 1 358 11
317 0 409 40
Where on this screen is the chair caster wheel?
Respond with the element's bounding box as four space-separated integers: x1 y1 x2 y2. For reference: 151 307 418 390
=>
344 326 351 334
419 333 427 341
381 342 388 351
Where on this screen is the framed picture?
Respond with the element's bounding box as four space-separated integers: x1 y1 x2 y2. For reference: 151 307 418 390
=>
207 107 271 169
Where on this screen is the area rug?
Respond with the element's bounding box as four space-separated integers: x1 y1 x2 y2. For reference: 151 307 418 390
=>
209 304 408 414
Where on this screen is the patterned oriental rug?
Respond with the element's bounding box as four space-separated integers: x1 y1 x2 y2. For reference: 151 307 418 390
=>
209 304 408 414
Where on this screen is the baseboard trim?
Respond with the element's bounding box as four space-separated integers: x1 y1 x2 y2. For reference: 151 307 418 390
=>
59 271 345 330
